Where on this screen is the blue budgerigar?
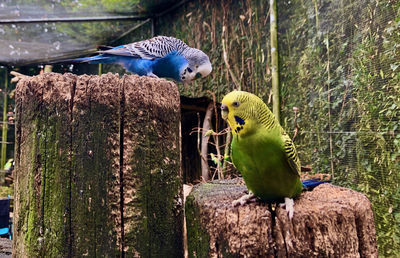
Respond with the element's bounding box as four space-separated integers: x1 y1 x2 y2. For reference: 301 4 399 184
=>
67 36 212 83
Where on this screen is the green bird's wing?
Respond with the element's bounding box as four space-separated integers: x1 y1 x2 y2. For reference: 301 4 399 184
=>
281 130 301 177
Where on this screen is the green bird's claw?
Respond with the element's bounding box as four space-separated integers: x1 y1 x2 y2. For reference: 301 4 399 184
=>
279 197 295 220
232 193 257 207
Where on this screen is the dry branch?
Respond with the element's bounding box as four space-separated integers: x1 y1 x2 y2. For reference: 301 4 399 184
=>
200 102 213 181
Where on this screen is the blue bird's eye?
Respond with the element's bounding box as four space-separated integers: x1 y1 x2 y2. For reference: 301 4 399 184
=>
187 67 193 73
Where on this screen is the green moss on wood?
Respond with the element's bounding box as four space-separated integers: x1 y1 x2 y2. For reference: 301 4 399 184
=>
15 74 183 257
123 76 183 257
25 120 41 256
40 102 71 257
185 182 247 257
185 194 210 258
70 100 120 257
18 97 72 257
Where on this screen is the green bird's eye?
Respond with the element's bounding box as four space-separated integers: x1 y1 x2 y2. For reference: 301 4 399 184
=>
233 101 240 107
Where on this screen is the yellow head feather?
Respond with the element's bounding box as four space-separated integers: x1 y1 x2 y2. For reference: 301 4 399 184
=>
221 91 277 137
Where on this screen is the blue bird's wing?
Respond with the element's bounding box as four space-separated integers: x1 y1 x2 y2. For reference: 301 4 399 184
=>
99 36 188 60
152 51 188 81
98 45 142 58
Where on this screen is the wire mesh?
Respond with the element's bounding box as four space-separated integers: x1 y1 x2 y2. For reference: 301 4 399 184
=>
0 0 183 66
0 0 398 255
157 0 399 255
278 0 400 255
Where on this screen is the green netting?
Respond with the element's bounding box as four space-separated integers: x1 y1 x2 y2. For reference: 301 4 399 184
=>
0 0 182 66
156 0 400 255
278 1 400 255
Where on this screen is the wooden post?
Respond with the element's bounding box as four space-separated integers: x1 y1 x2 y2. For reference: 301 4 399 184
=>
270 0 280 122
186 179 378 257
122 75 183 257
13 73 183 257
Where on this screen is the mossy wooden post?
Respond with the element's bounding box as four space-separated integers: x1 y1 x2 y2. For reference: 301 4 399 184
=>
186 179 378 257
14 73 76 257
70 74 121 257
122 75 183 256
14 73 184 257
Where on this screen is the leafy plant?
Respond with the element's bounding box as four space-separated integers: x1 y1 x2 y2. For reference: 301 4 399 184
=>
156 0 400 255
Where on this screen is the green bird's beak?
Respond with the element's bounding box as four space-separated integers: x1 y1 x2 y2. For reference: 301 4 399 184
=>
221 104 229 120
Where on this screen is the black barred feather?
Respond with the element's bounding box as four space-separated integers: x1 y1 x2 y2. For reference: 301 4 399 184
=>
100 36 189 59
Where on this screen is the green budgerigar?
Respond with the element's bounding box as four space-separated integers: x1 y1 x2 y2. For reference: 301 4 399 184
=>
221 90 304 218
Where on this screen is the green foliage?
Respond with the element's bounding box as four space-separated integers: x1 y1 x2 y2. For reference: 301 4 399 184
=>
350 3 400 252
0 186 13 198
63 0 139 13
156 0 399 255
157 0 272 101
278 0 400 255
12 0 140 14
4 0 399 254
54 0 141 45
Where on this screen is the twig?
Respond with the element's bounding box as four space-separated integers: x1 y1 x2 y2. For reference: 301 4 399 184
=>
338 82 349 124
222 22 240 89
201 103 214 181
270 0 280 122
222 127 231 175
190 127 230 137
207 91 223 179
292 107 299 141
196 113 209 180
10 71 30 83
325 36 335 180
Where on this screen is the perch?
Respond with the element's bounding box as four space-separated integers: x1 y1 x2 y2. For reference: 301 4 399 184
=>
13 73 183 257
186 178 378 257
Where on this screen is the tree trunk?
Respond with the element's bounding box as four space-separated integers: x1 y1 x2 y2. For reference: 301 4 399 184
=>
13 73 183 257
186 178 377 257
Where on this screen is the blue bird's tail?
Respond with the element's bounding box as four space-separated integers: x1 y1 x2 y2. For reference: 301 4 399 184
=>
302 179 329 190
67 55 110 64
53 54 114 65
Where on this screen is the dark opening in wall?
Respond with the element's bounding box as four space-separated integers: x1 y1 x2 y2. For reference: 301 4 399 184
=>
180 96 226 184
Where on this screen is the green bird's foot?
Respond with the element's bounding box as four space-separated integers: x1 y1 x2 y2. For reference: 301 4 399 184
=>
279 197 295 220
232 192 258 207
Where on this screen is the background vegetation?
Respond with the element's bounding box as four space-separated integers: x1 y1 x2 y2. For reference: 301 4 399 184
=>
0 0 398 255
156 0 400 255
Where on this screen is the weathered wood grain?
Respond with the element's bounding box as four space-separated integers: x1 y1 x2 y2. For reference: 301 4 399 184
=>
186 179 378 257
14 73 183 257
